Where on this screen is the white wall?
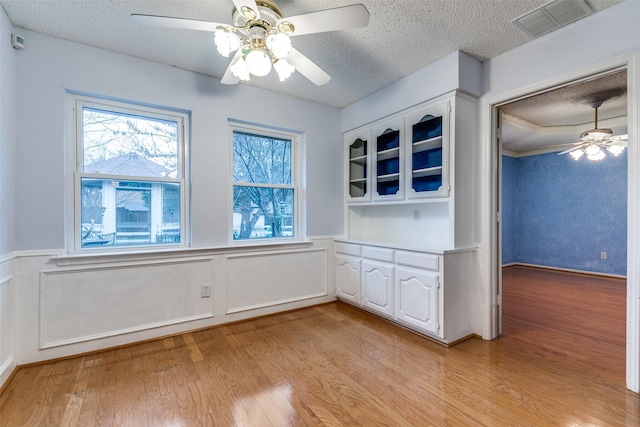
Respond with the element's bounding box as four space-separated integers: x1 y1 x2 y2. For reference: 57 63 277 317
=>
0 4 15 256
3 30 343 373
341 50 483 133
0 6 16 389
14 31 343 250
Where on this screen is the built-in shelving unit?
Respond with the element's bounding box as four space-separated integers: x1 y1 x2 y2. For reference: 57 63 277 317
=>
342 90 476 253
338 91 478 345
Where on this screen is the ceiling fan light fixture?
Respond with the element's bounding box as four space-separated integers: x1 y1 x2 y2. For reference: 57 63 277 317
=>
266 33 291 59
274 58 295 81
245 48 272 76
607 144 625 157
214 29 241 57
230 56 251 81
585 144 605 161
570 149 584 160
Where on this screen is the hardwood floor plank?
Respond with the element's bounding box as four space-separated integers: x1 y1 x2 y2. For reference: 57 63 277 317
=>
2 268 639 426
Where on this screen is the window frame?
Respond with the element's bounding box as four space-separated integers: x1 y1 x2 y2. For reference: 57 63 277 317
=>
229 122 303 245
66 93 190 253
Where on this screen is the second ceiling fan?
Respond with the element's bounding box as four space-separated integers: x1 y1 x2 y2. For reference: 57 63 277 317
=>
131 0 370 86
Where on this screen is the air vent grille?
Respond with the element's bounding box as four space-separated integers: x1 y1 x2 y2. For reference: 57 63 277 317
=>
512 0 593 38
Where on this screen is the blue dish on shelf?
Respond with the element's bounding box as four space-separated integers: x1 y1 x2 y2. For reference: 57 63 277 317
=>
412 175 442 192
377 129 400 152
412 115 442 143
377 157 399 176
377 180 399 196
412 147 442 170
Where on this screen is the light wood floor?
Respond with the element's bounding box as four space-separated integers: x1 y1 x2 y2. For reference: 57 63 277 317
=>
1 266 639 426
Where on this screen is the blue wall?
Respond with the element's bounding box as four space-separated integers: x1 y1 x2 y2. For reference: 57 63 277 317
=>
502 151 627 275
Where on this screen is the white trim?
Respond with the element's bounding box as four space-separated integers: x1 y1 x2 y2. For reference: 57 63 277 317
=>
0 356 16 386
39 313 215 350
626 52 640 393
226 292 329 315
480 52 639 392
65 92 190 254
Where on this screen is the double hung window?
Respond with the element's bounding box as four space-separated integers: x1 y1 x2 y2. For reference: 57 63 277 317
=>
231 124 300 242
67 94 188 251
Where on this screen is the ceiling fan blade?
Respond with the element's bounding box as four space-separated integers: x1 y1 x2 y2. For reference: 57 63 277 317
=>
131 14 223 32
279 4 369 37
232 0 261 20
287 48 331 86
557 143 586 155
221 50 243 85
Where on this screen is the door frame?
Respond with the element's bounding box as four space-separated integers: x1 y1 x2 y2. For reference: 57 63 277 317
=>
479 52 640 392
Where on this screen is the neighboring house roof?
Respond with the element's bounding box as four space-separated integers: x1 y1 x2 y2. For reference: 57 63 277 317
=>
85 153 170 177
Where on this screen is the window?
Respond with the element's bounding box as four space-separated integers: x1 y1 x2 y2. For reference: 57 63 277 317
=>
67 94 188 251
231 124 300 242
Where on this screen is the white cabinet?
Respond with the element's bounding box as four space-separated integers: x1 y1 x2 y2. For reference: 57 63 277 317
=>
395 266 439 334
335 242 362 304
335 241 475 344
336 253 361 304
361 246 394 318
405 101 449 199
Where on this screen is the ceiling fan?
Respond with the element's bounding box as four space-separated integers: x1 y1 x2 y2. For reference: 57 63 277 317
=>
558 90 628 161
131 0 369 86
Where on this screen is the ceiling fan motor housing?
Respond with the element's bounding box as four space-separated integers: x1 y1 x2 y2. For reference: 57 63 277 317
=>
233 0 282 31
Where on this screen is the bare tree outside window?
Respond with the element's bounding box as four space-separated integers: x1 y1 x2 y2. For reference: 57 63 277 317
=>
232 131 295 240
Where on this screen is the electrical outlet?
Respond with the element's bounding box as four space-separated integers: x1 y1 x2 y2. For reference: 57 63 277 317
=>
200 284 211 298
601 252 607 260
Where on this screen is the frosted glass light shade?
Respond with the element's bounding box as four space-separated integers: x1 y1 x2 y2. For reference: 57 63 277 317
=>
214 30 240 57
273 58 295 81
266 33 292 59
607 144 625 156
245 49 272 76
230 57 250 81
585 144 601 156
587 149 606 161
570 150 584 160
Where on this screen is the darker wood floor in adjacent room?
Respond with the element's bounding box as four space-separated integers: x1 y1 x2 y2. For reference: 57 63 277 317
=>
1 266 638 426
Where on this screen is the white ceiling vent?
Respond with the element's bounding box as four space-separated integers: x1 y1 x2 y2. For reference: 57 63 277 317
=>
512 0 593 38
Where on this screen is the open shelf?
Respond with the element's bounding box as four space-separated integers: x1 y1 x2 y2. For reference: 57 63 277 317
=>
412 166 443 178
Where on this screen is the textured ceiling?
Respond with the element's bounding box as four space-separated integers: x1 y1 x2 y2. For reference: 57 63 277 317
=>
0 0 625 109
501 69 628 154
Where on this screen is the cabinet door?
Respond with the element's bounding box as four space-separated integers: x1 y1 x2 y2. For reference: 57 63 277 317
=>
394 266 440 335
372 118 404 201
345 129 371 203
362 259 394 317
336 253 361 304
405 100 449 199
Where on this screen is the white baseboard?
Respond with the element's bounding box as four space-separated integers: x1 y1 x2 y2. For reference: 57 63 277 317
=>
503 262 626 279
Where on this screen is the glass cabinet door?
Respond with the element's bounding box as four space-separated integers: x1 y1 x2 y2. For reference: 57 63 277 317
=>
373 119 404 200
345 130 371 202
406 101 449 198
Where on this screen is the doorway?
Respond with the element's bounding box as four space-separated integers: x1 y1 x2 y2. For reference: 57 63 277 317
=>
494 67 630 385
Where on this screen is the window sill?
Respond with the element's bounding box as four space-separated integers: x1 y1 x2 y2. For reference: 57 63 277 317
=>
54 240 315 267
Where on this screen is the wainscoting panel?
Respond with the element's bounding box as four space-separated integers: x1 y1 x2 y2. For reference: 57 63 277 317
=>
0 274 15 387
226 248 328 313
39 257 214 349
